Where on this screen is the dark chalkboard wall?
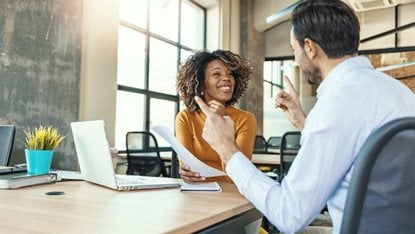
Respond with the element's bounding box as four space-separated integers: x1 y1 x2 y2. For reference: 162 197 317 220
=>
0 0 82 170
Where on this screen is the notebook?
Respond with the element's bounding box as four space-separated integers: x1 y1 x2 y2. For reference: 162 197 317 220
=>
70 120 182 191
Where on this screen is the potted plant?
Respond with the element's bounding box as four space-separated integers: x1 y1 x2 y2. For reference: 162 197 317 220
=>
23 125 66 175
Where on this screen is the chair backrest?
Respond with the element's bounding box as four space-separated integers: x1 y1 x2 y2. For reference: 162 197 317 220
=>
125 131 167 177
267 136 281 152
340 117 415 234
0 125 15 166
279 131 301 181
253 135 268 154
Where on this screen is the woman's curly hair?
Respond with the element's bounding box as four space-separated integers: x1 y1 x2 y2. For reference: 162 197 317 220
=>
176 50 253 113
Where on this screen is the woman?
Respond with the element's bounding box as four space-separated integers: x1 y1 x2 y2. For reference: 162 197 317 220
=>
176 49 257 182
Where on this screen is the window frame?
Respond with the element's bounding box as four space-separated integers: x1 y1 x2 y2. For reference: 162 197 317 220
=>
116 0 207 152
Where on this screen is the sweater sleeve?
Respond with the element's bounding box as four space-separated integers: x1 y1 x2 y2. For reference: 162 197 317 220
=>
175 111 195 156
234 112 256 160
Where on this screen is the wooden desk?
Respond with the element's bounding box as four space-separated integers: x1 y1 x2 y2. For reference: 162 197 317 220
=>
252 153 280 166
0 181 260 233
118 153 280 171
160 153 281 166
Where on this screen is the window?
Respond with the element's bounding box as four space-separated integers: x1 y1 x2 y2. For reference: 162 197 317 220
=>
116 0 206 151
263 59 299 139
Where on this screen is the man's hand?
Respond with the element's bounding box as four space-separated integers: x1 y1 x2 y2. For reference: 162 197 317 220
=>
195 96 239 163
275 76 306 130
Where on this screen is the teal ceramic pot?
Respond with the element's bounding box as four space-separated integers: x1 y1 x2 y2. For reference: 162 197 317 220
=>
25 149 54 175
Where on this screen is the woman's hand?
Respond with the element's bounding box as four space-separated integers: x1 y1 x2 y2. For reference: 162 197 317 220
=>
179 163 206 182
208 100 226 116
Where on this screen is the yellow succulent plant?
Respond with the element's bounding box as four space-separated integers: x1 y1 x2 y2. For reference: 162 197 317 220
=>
24 125 66 150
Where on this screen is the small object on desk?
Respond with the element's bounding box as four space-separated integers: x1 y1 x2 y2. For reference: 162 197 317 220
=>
45 191 65 196
180 182 222 192
14 163 27 168
0 172 59 189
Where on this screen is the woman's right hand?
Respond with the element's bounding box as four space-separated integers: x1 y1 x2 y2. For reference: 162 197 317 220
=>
179 163 206 183
208 100 226 116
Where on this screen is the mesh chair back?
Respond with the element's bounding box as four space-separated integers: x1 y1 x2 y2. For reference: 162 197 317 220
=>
125 131 167 177
253 135 268 153
0 125 15 166
279 131 301 181
340 117 415 234
267 136 281 152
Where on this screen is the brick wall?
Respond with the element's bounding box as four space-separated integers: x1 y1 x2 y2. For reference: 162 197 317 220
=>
366 52 415 92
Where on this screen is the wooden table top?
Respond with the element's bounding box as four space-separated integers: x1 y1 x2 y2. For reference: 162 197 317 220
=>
252 153 280 165
0 180 257 234
119 152 281 166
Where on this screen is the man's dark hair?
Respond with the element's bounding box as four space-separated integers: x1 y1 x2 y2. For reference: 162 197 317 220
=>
291 0 360 58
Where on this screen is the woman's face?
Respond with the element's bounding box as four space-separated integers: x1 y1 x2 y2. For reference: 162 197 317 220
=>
203 59 235 104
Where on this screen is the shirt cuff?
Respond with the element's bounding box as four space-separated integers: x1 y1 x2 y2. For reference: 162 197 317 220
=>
226 151 260 188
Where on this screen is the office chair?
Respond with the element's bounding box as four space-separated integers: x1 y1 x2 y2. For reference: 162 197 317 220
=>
253 135 268 154
125 131 168 177
266 136 281 153
0 125 15 166
340 117 415 234
279 131 301 182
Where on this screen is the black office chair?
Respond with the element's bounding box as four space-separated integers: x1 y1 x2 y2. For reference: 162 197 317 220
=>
279 131 301 182
125 131 168 177
253 135 268 154
0 125 15 166
340 117 415 234
267 136 281 152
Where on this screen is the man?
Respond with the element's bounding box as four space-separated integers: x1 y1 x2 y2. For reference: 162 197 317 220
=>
191 0 415 233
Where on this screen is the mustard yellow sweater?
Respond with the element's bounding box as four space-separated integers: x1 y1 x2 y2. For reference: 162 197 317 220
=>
175 106 257 182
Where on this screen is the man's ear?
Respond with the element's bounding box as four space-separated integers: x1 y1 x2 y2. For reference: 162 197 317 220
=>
303 38 317 59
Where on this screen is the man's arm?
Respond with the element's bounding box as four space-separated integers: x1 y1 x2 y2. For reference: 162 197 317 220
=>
194 96 239 163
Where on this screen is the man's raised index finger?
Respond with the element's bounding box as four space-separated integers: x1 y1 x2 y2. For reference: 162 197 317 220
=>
195 96 211 115
283 75 297 94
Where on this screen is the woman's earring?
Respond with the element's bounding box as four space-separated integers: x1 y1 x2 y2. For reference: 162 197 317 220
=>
201 91 204 96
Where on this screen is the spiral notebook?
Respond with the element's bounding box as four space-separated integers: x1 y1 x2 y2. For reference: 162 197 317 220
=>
180 182 222 192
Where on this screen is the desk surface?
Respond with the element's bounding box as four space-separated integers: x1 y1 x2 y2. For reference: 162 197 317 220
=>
252 153 280 165
0 181 257 234
119 152 280 166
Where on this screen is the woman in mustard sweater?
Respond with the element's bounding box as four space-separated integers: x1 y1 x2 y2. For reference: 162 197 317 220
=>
176 50 257 183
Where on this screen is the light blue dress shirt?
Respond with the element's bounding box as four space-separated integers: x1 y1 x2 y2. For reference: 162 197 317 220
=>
226 56 415 234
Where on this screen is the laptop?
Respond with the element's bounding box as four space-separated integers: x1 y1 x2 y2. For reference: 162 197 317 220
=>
71 120 182 191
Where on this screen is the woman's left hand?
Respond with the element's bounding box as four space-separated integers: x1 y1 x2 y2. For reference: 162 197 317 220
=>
179 163 206 183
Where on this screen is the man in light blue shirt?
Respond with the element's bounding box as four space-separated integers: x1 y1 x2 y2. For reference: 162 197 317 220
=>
189 0 415 233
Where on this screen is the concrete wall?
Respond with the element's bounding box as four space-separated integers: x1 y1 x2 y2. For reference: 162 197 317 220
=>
80 0 118 146
239 0 265 135
0 0 82 169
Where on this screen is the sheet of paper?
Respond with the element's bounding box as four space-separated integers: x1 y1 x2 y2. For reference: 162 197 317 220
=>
151 125 226 177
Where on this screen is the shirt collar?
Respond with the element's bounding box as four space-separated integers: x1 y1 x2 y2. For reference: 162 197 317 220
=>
316 56 374 98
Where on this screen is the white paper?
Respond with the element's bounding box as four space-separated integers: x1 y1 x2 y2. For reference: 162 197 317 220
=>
181 182 222 192
54 170 83 181
151 125 226 177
